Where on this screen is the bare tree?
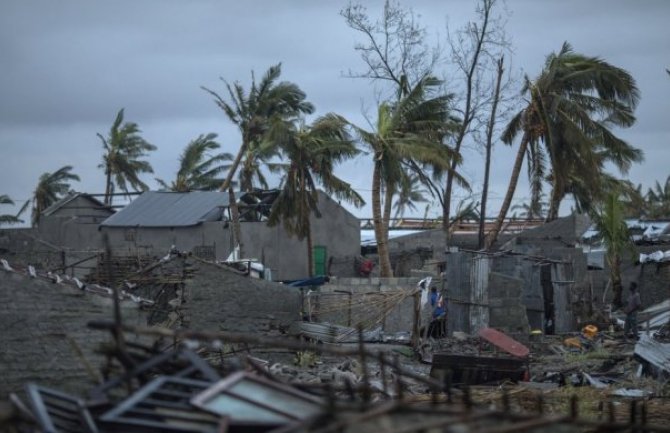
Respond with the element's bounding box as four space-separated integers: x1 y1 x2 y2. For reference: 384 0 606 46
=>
341 0 440 98
478 56 505 249
342 0 515 259
440 0 513 241
342 0 448 276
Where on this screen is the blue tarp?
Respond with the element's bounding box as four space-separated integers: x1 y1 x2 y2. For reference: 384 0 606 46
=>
283 276 329 287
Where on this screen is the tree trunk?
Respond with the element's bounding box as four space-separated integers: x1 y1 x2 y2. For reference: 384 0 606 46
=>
383 182 394 267
486 132 529 249
306 217 313 277
228 187 243 259
479 56 505 249
372 161 393 277
443 0 492 239
104 169 112 206
546 179 562 221
220 140 248 192
611 255 623 309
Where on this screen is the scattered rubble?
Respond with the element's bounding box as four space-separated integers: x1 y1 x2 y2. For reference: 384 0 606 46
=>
3 253 670 432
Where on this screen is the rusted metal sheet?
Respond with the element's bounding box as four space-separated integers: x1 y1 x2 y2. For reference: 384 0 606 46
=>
478 327 530 358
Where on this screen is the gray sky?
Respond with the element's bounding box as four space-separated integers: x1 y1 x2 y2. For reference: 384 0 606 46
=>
1 0 668 221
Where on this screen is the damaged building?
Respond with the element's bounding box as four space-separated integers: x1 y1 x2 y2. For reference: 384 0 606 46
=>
0 189 362 281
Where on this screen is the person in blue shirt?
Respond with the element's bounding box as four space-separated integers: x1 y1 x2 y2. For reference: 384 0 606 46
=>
428 287 446 337
430 286 439 308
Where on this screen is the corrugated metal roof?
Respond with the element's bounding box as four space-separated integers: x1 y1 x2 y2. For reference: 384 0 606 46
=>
100 191 233 227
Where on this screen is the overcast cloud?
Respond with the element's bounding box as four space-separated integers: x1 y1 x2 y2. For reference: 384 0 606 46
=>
1 0 668 221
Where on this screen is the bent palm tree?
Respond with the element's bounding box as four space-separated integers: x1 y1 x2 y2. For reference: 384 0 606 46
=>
351 76 462 277
266 114 364 276
487 42 640 248
0 195 23 226
157 133 233 192
98 109 156 205
30 166 80 226
202 63 315 193
203 64 315 258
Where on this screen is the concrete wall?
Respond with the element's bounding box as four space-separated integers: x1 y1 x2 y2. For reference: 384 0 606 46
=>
100 223 232 259
0 270 148 397
488 272 530 334
180 260 302 333
490 253 544 331
590 244 670 308
37 195 113 251
38 216 104 252
316 277 420 334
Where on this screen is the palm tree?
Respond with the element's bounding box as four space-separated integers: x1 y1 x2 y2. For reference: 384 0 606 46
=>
590 191 634 309
202 63 315 193
487 42 640 248
510 194 547 220
266 114 365 276
449 198 480 235
351 76 461 277
0 195 23 226
98 109 156 205
203 64 315 258
645 175 670 218
156 133 233 192
29 166 79 226
392 170 430 222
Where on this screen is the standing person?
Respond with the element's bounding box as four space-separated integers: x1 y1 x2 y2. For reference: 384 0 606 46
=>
430 286 439 308
428 288 446 338
623 282 642 338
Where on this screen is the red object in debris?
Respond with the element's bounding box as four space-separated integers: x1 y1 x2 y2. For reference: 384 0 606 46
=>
359 259 374 277
478 327 530 359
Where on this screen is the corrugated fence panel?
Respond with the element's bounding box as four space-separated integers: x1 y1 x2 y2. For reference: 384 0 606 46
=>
470 255 490 333
551 262 574 333
446 252 473 334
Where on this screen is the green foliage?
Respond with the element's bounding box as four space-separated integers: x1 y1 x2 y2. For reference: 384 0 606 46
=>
392 171 429 221
30 166 80 226
350 76 462 275
267 114 364 240
294 350 319 367
590 190 634 307
98 108 156 205
643 175 670 218
591 192 634 260
202 63 315 192
156 133 233 192
0 195 23 226
503 42 641 219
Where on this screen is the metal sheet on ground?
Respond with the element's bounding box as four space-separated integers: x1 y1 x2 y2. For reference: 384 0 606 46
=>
478 327 530 358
